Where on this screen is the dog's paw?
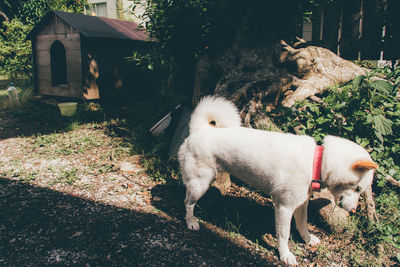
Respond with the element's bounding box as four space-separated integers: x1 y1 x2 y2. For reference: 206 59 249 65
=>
308 234 320 246
186 217 200 231
280 251 297 266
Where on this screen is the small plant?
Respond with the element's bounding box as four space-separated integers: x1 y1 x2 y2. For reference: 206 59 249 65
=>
20 170 38 182
225 212 242 235
51 167 80 186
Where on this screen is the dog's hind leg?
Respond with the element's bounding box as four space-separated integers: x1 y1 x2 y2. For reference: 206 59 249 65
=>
183 167 215 231
294 201 320 246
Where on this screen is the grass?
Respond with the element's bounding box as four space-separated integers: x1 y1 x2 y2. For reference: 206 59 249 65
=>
51 167 80 186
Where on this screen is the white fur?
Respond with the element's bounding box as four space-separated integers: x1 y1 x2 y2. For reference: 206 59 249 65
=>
178 96 376 265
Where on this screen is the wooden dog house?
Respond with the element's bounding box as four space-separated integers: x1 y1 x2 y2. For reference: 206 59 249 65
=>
28 10 152 99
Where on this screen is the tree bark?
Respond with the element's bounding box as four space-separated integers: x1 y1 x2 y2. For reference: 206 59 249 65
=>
193 39 366 127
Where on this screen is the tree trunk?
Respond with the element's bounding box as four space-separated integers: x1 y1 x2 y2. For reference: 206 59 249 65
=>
193 39 366 126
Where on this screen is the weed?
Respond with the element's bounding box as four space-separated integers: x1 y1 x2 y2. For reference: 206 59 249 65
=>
20 170 38 182
225 213 242 234
89 162 114 175
65 121 81 132
51 167 80 186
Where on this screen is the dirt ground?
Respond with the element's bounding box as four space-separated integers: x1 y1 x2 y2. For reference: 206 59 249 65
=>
0 102 397 266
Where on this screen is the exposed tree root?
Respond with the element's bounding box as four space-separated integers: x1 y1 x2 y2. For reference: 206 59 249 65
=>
363 186 378 222
386 174 400 188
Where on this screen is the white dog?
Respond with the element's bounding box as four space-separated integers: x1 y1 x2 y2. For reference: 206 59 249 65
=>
178 96 378 265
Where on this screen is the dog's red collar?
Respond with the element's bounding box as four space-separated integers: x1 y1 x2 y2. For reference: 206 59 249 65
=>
311 145 324 192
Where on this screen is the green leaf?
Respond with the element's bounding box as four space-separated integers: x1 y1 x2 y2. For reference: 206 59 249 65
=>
343 125 354 131
309 105 319 115
359 140 369 148
395 76 400 85
366 114 374 124
316 117 329 124
352 75 365 90
375 130 384 143
370 79 393 93
373 114 393 136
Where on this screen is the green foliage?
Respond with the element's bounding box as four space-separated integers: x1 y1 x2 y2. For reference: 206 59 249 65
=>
364 189 400 249
0 0 88 77
141 0 221 59
0 19 32 78
1 0 88 25
270 68 400 184
131 0 220 97
269 66 400 249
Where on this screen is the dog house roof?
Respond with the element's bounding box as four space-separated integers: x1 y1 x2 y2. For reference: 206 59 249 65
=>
28 10 149 41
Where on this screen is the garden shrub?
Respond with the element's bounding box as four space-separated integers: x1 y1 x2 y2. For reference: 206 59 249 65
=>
269 65 400 250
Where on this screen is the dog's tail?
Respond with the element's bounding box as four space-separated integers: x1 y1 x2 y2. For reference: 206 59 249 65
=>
189 96 241 132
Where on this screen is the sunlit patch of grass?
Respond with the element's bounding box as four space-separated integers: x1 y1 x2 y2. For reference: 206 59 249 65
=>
25 128 114 157
51 167 79 186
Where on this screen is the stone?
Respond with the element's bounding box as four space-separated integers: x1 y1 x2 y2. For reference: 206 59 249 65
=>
310 188 349 231
119 162 136 173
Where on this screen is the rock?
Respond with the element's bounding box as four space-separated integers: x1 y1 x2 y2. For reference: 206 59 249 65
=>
119 162 136 173
71 231 82 238
310 188 349 231
153 196 162 202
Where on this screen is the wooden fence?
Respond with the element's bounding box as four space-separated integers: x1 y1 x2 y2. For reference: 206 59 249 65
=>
305 0 400 61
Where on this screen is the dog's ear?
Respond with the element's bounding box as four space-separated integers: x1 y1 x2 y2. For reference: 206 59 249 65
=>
352 160 379 171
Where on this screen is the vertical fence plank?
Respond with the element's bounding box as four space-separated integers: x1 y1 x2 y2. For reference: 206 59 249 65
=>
312 6 323 43
322 1 341 53
340 0 362 60
384 0 400 60
309 0 399 61
360 0 384 59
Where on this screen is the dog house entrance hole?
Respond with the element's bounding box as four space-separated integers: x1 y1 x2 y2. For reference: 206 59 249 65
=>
50 40 67 86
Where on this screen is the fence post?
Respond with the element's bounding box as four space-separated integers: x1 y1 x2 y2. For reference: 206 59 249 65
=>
340 0 363 60
360 0 385 59
385 0 400 61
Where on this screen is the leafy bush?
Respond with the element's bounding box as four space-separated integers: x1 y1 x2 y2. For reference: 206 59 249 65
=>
269 66 400 250
0 0 88 78
1 0 88 25
0 19 32 78
270 67 400 185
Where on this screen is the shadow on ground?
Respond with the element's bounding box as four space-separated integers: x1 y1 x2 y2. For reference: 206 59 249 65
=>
151 183 276 240
151 181 332 254
0 102 83 140
0 178 270 266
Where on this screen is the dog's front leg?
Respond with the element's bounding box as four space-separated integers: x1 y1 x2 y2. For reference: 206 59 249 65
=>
294 200 320 245
275 205 297 266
